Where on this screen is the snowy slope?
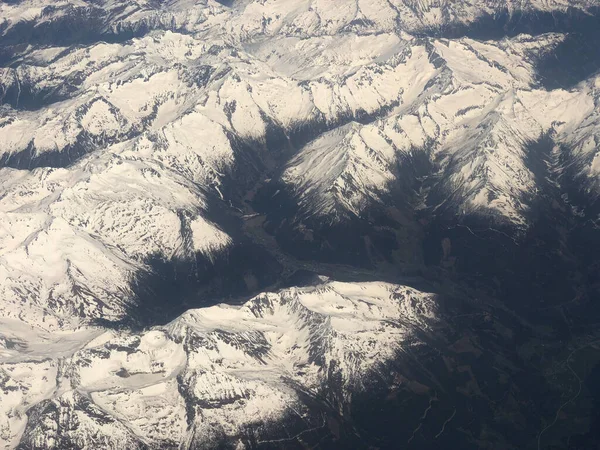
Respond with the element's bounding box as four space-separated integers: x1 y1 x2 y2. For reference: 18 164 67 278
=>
0 0 226 46
549 76 600 208
0 280 438 449
280 33 597 227
223 0 598 40
0 29 413 169
0 145 232 330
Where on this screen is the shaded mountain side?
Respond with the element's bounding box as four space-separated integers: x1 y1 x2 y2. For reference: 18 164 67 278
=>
535 29 600 90
250 134 600 327
426 6 600 41
125 240 283 329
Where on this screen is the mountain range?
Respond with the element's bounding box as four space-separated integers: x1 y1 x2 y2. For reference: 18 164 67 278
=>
1 0 600 448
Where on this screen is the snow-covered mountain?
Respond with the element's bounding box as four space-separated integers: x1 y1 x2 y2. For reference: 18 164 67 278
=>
1 0 600 448
2 0 597 46
0 280 438 449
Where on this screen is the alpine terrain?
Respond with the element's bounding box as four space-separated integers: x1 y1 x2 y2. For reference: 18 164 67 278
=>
1 0 600 448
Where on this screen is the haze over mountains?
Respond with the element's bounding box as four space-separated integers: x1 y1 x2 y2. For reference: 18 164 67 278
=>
1 1 600 448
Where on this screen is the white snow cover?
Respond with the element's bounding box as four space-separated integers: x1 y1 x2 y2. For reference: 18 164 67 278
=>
281 34 599 226
0 143 232 329
0 9 598 243
0 280 438 449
